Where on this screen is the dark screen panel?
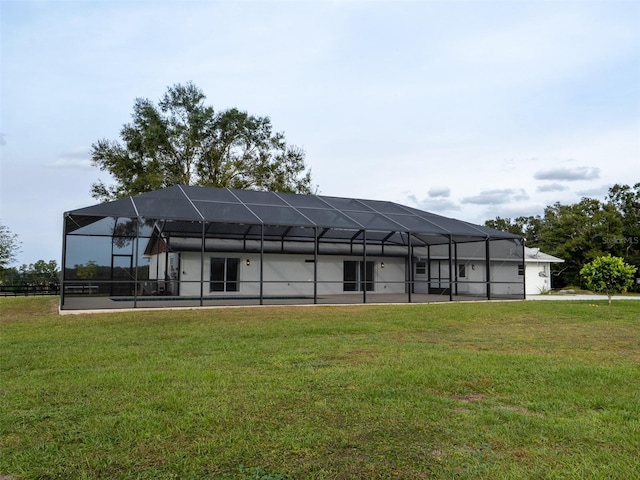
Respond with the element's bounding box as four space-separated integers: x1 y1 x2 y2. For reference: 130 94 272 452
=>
248 205 313 226
358 199 412 215
133 197 201 220
195 201 261 224
231 189 287 206
296 208 362 229
275 192 331 209
347 211 408 232
320 196 374 212
181 185 238 203
385 214 449 235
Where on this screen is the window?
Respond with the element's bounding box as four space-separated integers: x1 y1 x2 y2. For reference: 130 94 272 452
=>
518 263 524 276
416 261 426 275
458 264 466 278
344 261 374 292
210 257 239 292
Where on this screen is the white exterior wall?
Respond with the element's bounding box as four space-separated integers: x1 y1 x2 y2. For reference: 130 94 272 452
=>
489 263 524 295
176 252 406 297
457 260 486 295
412 259 523 296
525 261 552 295
147 252 180 295
148 254 164 281
424 239 521 261
414 238 523 296
148 242 532 299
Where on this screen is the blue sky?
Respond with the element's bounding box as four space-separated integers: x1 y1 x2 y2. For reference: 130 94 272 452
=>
1 0 639 266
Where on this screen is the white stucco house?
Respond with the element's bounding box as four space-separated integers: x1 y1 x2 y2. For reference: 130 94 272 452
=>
145 237 531 299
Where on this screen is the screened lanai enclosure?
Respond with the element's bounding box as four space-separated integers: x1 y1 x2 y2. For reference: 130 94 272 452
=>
61 185 525 311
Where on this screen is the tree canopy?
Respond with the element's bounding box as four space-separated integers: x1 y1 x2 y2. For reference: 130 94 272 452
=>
485 183 640 288
0 222 20 272
91 82 314 201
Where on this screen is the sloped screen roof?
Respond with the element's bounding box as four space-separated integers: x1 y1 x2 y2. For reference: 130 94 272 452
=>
66 185 521 242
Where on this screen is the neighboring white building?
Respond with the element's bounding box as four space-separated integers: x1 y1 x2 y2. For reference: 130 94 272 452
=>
523 247 564 295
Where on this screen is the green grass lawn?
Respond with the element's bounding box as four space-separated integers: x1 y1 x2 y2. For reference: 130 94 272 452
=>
1 298 639 479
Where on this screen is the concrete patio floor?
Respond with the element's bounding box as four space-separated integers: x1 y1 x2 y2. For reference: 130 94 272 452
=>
59 292 639 314
60 292 522 314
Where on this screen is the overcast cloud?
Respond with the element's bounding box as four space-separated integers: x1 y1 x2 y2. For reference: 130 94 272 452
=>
428 187 451 198
534 166 601 181
536 183 569 193
461 189 530 206
407 194 461 213
1 0 638 265
48 149 93 169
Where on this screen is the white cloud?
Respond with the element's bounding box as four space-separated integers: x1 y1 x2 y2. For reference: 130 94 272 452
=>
428 186 451 198
407 194 460 213
575 185 611 199
534 166 600 181
50 158 92 169
536 183 569 193
48 149 92 169
461 189 530 206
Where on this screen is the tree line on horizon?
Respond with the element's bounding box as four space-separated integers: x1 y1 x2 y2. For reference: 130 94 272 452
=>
484 183 640 288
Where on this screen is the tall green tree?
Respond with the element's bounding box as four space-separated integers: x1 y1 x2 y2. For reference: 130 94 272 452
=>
606 183 640 265
0 222 20 272
484 215 542 245
536 198 624 285
18 260 60 286
91 82 314 201
580 255 637 306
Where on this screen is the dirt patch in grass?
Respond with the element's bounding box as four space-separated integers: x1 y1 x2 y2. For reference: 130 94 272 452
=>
452 393 485 403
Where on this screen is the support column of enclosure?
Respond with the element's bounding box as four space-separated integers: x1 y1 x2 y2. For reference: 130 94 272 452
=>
407 232 413 303
427 244 431 296
485 237 491 300
313 227 318 304
260 224 264 306
454 240 459 297
199 221 205 307
164 237 169 296
521 239 526 299
60 214 68 309
134 217 140 309
448 235 453 302
363 230 367 304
